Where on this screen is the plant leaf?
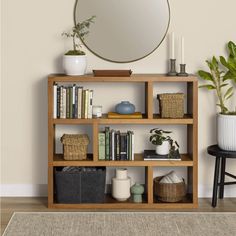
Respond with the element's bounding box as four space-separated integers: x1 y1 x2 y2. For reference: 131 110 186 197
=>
198 70 214 81
224 87 233 99
199 84 216 90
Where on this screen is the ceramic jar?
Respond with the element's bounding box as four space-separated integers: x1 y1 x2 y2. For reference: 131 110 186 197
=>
115 101 135 114
217 114 236 151
155 140 170 155
63 55 87 75
130 183 144 203
112 168 131 201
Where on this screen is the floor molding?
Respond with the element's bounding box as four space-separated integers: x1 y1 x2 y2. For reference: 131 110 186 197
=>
1 184 236 197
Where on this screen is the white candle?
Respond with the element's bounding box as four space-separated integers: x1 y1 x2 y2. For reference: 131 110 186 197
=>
181 37 185 64
171 32 175 59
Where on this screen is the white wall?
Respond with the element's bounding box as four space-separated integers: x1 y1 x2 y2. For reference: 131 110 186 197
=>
1 0 236 197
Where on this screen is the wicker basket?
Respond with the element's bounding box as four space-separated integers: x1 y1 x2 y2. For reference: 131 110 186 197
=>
61 134 89 160
157 93 184 118
153 176 186 202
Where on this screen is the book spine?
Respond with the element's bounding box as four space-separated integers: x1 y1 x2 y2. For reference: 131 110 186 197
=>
111 130 115 161
74 86 78 119
61 87 67 119
116 131 120 160
56 85 60 118
120 133 127 160
81 90 86 119
72 84 76 118
85 89 89 119
66 87 70 118
98 132 106 160
59 86 63 118
77 87 83 119
131 131 134 161
105 127 110 160
53 83 57 119
69 87 73 119
88 90 93 119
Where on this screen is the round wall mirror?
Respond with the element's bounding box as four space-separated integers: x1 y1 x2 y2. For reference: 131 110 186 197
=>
74 0 170 63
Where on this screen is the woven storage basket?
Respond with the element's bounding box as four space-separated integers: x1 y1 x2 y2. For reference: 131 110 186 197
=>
153 176 186 202
61 134 89 160
157 93 184 118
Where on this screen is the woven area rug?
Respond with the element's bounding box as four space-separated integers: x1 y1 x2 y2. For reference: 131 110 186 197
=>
3 212 236 236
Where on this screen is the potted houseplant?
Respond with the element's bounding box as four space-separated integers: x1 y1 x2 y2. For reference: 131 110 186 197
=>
149 128 179 157
62 16 95 75
198 41 236 151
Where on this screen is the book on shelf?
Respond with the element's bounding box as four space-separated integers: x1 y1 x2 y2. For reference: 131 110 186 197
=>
143 150 181 161
53 83 94 119
98 127 134 161
107 112 142 119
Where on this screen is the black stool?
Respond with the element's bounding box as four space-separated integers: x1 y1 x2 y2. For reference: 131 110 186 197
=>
207 145 236 207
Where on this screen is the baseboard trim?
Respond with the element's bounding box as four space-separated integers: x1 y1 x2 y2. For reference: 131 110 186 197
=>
0 184 48 197
1 184 235 197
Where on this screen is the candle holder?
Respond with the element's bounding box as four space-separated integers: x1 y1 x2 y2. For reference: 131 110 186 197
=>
177 64 188 77
167 59 177 76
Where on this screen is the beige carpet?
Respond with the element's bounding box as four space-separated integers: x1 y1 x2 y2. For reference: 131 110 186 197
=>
3 212 236 236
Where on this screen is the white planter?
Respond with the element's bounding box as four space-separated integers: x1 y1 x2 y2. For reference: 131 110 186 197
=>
63 55 87 75
155 141 170 155
217 113 236 151
112 168 131 201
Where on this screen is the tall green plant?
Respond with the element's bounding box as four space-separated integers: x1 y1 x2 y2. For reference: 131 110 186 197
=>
198 41 236 114
62 16 95 55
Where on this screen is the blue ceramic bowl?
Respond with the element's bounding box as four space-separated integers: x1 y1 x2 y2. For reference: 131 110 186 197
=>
115 101 135 114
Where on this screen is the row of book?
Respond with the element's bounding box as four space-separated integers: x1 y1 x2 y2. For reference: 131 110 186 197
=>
53 83 93 119
98 127 134 161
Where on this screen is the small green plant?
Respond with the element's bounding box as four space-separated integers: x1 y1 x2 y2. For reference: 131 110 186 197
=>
198 41 236 115
62 16 96 56
149 128 179 158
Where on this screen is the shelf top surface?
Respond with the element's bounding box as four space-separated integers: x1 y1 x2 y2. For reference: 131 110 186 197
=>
48 74 197 82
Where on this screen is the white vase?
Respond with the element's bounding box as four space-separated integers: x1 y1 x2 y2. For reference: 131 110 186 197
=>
217 113 236 151
155 141 170 155
112 168 131 201
63 55 87 75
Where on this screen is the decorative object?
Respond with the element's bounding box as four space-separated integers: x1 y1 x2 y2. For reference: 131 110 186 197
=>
167 32 177 76
198 41 236 151
74 0 170 63
157 93 184 118
107 112 142 119
61 134 89 160
55 167 106 203
177 64 188 77
92 105 102 118
167 59 177 76
154 175 186 202
207 145 236 207
130 183 144 203
62 16 95 75
4 213 236 236
149 128 179 157
143 150 181 161
115 101 135 115
112 168 131 201
93 70 132 77
159 171 183 183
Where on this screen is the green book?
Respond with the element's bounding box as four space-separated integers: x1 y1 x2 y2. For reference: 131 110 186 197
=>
98 132 105 160
69 87 73 119
66 87 70 118
105 127 110 160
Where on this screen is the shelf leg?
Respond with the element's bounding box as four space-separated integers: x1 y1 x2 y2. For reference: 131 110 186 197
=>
146 166 153 204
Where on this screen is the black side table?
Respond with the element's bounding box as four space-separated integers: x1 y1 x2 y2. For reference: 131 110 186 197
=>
207 145 236 207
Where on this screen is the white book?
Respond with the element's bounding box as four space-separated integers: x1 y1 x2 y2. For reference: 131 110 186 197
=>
112 130 115 160
84 89 89 119
131 132 134 161
62 87 67 119
59 86 63 118
77 87 83 119
88 90 93 119
72 84 76 117
53 84 57 119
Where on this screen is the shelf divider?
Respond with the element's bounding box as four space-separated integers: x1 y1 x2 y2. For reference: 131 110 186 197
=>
145 81 153 119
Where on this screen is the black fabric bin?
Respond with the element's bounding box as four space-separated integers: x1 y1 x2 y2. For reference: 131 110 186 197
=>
55 167 106 204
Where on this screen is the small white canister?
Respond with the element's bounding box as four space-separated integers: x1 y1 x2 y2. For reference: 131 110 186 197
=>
92 105 102 118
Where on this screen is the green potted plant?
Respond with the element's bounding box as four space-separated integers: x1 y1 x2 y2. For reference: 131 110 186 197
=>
62 16 95 75
149 128 179 156
198 41 236 151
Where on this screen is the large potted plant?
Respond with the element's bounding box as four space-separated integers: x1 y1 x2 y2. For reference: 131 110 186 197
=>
198 41 236 151
62 16 95 75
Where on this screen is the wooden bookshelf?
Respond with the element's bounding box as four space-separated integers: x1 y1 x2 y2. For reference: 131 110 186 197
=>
48 74 198 209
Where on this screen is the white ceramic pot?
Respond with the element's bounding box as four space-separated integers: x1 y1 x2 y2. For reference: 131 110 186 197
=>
155 141 170 155
63 55 87 75
217 113 236 151
112 168 131 201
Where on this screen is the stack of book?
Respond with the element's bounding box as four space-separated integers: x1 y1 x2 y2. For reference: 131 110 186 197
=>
98 127 134 161
53 83 93 119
